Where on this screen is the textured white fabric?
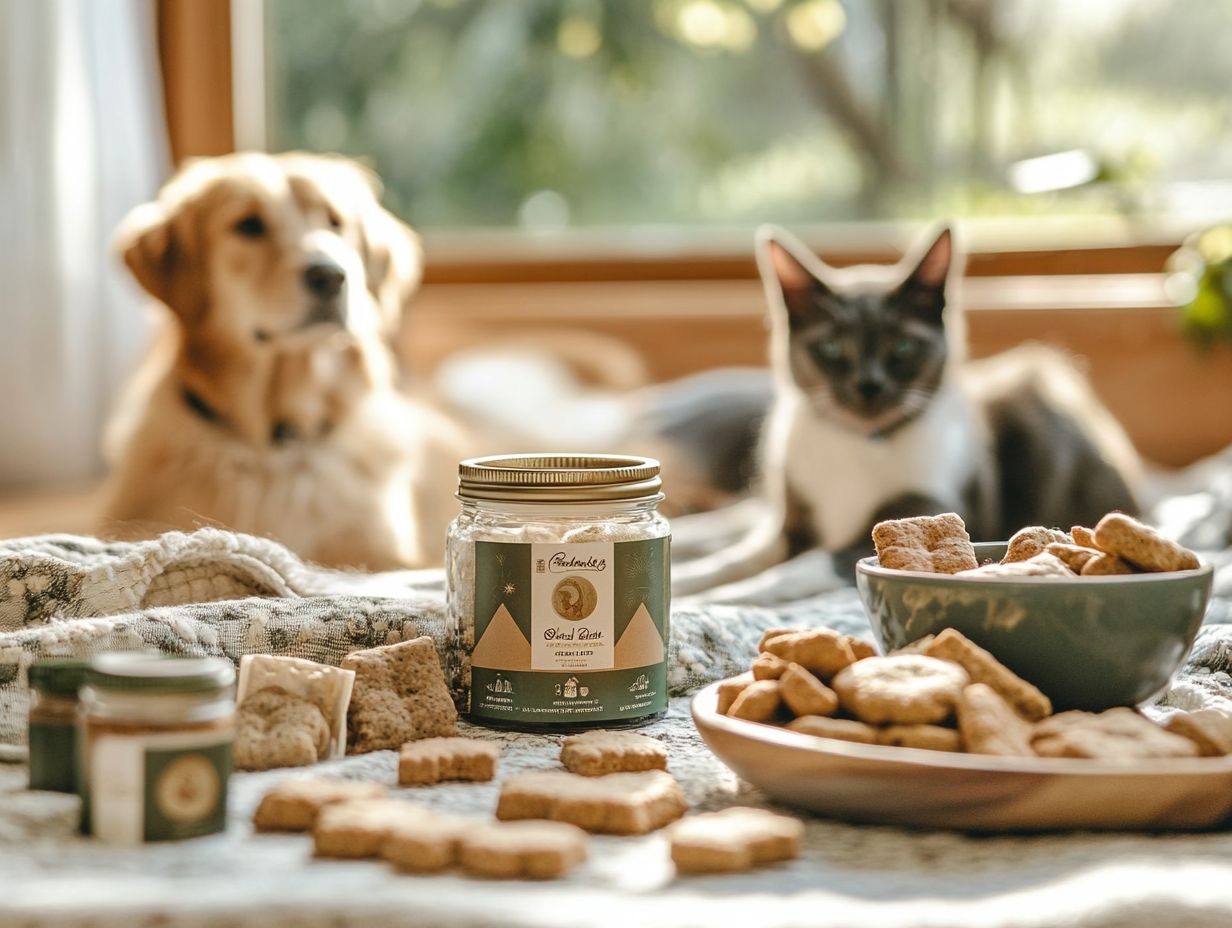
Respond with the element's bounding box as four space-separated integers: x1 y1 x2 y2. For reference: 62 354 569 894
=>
1 527 1231 927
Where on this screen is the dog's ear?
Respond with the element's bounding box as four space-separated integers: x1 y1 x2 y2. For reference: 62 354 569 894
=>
361 201 422 335
114 198 209 325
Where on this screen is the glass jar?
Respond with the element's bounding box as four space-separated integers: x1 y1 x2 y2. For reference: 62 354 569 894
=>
447 454 671 733
79 653 236 845
27 658 90 793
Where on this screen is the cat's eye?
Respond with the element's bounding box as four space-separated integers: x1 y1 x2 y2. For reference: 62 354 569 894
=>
892 337 920 359
815 337 845 361
234 214 266 238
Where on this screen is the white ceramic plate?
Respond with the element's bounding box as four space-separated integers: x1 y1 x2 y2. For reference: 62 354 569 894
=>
692 680 1232 832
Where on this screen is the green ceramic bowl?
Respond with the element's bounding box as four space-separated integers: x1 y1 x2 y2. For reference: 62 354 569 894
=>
855 542 1213 712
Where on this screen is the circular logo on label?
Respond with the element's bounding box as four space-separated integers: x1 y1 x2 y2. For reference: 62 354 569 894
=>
155 754 220 825
551 575 598 621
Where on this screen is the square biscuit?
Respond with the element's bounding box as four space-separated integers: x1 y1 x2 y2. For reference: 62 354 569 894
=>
560 730 667 777
872 512 978 574
313 798 437 858
398 737 499 786
252 777 388 832
496 770 686 835
922 628 1052 721
342 636 458 753
669 808 803 874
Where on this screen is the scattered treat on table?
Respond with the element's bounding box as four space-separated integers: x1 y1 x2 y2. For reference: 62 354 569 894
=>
496 770 687 835
1002 527 1072 564
236 654 355 760
956 684 1035 757
960 553 1075 579
1080 551 1136 576
1093 513 1202 573
1164 709 1232 757
1070 525 1098 549
726 680 782 723
922 628 1052 721
778 663 839 718
871 512 979 574
1045 542 1100 575
1032 708 1200 760
253 777 388 832
234 687 331 772
761 628 856 678
786 715 878 744
382 812 469 873
751 651 790 681
398 736 500 786
830 655 969 725
669 808 803 874
875 724 962 752
458 821 589 880
313 798 436 858
560 730 667 777
341 636 458 753
716 677 752 716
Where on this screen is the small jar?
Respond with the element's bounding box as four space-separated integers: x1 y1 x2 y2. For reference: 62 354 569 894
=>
79 653 236 845
27 659 90 793
447 454 670 732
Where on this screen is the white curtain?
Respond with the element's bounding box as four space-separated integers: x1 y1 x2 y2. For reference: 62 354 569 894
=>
0 0 168 489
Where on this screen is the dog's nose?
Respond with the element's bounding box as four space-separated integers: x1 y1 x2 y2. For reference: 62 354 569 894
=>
303 262 346 298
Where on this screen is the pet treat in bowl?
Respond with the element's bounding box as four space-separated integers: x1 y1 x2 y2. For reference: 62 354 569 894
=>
856 512 1211 711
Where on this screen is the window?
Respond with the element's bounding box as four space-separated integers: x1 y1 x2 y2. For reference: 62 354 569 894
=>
264 0 1232 237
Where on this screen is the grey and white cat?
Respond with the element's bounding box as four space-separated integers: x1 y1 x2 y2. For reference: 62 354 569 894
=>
672 224 1142 599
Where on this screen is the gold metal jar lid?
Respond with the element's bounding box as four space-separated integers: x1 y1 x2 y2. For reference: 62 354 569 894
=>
457 453 662 503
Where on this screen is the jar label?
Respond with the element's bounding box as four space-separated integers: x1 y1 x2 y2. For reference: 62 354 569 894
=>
89 731 232 845
471 536 669 725
28 720 78 794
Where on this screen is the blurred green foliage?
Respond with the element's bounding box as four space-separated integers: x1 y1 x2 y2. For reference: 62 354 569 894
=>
1170 227 1232 344
266 0 1232 230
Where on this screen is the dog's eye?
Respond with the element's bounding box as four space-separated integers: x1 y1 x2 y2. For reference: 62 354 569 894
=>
234 215 266 238
326 209 342 230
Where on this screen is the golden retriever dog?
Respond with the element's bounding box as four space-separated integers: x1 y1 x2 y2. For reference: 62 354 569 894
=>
103 152 473 569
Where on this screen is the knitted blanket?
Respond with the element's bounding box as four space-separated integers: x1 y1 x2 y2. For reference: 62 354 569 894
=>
2 528 1232 928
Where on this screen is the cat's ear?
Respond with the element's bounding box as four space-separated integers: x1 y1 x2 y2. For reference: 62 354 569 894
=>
757 225 833 327
897 225 954 324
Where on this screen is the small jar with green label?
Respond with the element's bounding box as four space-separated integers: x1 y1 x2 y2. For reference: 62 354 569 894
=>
79 653 236 845
447 454 671 733
27 658 90 793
